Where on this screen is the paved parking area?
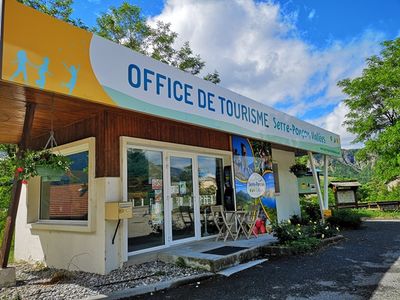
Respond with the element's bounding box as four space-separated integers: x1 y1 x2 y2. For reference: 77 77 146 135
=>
131 220 400 300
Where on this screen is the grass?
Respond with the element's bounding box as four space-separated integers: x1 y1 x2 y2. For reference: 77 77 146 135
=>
285 237 321 253
0 227 15 264
351 208 400 219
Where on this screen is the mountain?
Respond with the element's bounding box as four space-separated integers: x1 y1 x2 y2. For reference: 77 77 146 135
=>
312 149 372 183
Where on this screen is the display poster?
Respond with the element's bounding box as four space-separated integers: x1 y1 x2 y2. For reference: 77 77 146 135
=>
179 181 187 195
297 175 317 194
232 135 277 223
151 179 163 190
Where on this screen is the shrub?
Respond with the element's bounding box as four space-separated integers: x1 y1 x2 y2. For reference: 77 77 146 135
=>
327 209 362 229
300 199 321 223
305 222 339 239
272 221 306 243
273 220 339 244
289 214 303 225
286 237 320 253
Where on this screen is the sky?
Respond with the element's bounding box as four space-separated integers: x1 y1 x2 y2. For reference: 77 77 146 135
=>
72 0 400 149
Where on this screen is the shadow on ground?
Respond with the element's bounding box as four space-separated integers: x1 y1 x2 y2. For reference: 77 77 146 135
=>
130 220 400 300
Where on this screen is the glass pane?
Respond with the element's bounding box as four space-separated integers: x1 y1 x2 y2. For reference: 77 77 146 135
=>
40 151 89 221
170 156 194 241
198 156 224 237
127 149 164 252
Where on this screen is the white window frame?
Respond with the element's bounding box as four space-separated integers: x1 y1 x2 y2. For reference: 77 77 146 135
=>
29 137 96 232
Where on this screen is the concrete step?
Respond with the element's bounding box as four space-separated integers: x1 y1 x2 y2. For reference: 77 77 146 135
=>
156 234 276 272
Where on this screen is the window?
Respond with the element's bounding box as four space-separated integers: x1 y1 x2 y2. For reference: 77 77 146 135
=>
40 151 89 221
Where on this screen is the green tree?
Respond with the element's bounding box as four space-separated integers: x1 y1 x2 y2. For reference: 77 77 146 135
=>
17 0 88 29
338 38 400 184
0 145 15 236
95 2 220 83
95 2 150 53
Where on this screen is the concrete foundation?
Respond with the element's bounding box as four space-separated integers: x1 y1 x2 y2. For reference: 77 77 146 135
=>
0 267 16 288
127 234 277 273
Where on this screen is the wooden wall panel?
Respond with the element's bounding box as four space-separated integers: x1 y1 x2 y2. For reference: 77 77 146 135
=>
29 109 231 178
103 110 231 177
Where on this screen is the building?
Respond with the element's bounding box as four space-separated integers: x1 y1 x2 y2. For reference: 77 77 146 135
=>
0 0 341 274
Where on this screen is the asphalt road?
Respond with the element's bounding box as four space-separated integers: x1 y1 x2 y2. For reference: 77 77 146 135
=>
131 220 400 300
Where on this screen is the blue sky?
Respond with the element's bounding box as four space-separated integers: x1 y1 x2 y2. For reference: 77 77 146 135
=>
277 0 399 47
71 0 399 147
73 0 400 47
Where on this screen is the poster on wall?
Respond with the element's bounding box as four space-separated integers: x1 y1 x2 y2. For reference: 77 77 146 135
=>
232 135 277 223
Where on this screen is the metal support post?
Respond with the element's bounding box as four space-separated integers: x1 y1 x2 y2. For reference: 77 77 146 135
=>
308 151 325 222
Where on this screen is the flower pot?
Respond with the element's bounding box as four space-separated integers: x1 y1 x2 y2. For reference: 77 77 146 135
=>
293 170 307 177
36 165 66 182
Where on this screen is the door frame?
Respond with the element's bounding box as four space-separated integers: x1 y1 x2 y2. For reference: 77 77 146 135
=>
121 136 233 256
164 151 201 246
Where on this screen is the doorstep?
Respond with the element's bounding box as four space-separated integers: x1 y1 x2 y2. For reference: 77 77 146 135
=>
126 234 277 273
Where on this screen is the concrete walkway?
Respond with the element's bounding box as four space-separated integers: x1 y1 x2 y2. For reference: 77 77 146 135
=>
127 234 277 272
131 220 400 300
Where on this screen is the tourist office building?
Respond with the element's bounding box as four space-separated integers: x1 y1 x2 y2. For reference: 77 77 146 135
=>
0 0 341 274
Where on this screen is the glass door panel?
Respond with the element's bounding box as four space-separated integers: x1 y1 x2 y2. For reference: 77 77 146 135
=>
198 156 224 236
169 156 195 241
127 149 164 252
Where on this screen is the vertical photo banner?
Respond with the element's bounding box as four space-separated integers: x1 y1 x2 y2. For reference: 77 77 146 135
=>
232 135 277 223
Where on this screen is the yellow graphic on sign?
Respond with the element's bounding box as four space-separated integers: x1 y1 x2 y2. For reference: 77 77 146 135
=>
2 0 114 105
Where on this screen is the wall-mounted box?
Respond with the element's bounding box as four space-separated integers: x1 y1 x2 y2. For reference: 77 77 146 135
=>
105 202 133 220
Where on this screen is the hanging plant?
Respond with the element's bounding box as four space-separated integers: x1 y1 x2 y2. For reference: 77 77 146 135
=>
289 163 308 177
14 149 71 182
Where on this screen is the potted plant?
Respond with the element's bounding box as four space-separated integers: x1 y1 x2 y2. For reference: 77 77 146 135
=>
289 163 308 177
15 149 71 182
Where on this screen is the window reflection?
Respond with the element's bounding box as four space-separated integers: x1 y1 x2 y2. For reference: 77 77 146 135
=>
127 149 164 252
198 156 224 236
170 156 194 241
40 151 89 221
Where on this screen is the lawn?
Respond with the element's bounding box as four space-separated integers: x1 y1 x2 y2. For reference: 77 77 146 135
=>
351 208 400 219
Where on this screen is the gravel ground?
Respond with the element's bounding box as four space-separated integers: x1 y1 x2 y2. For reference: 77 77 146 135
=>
131 220 400 300
0 260 206 300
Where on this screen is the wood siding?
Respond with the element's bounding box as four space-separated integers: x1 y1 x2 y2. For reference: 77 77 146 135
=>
30 109 231 177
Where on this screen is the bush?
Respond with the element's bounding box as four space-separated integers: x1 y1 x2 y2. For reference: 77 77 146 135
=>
304 222 339 239
272 222 306 243
327 209 362 229
289 214 303 225
273 220 339 244
300 199 321 223
286 237 320 253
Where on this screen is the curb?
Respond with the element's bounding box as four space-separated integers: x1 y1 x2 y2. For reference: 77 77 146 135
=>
263 235 345 257
84 272 214 300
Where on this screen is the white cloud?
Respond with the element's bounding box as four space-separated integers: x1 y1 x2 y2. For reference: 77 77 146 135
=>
150 0 383 148
308 9 316 20
308 102 362 149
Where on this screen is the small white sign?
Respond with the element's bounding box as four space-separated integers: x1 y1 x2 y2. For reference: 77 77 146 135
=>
337 190 356 204
247 173 267 198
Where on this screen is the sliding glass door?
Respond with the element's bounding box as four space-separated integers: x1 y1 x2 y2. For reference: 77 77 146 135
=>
127 148 165 252
168 155 196 242
126 145 227 253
